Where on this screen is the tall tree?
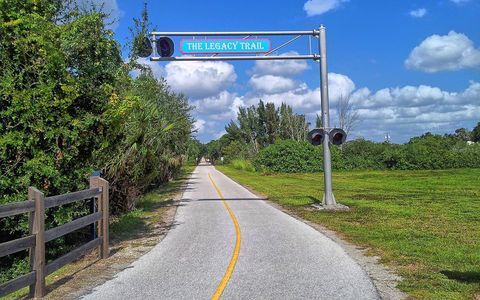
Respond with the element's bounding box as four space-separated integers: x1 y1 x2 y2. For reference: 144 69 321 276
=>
278 103 308 141
265 102 279 144
129 1 151 61
279 103 292 139
256 100 268 148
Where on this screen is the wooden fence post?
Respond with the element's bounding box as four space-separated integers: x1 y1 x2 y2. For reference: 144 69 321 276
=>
89 177 109 259
28 189 35 298
29 187 45 298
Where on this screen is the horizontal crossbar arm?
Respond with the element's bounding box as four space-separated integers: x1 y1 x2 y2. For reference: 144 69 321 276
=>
0 200 35 218
0 271 36 298
44 212 102 243
45 237 101 276
151 54 319 62
150 30 318 37
0 235 35 258
45 187 101 209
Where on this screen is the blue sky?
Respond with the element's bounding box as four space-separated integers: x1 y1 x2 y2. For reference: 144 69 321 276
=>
95 0 479 143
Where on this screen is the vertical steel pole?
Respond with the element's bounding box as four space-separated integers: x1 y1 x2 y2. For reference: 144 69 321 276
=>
319 25 337 206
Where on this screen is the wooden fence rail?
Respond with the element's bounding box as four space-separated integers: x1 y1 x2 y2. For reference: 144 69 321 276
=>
0 176 109 298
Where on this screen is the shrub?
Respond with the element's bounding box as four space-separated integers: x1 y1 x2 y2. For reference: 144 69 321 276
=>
381 144 411 170
254 140 323 173
231 159 256 172
341 139 385 170
251 134 480 174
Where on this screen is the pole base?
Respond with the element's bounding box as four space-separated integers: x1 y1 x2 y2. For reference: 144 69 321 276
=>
322 192 337 206
311 203 350 211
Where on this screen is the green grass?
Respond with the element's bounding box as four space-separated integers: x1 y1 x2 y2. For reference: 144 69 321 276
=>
230 159 256 172
217 166 480 300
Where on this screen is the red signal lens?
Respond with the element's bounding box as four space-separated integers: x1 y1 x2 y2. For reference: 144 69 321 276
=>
308 129 325 146
329 128 347 145
156 37 174 57
333 133 343 142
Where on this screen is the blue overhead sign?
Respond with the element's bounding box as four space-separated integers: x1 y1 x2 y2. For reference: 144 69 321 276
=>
180 39 271 54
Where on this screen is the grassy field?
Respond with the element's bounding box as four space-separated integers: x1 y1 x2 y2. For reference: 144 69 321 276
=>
218 166 480 300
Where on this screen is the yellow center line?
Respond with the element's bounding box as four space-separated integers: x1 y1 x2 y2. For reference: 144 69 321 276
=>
208 173 241 300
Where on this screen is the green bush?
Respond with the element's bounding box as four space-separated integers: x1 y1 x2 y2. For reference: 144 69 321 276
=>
1 3 116 283
0 2 194 284
449 143 480 168
231 159 256 172
341 139 385 170
251 135 480 174
254 140 323 173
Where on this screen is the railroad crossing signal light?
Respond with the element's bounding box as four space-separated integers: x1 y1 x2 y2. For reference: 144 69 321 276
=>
329 128 347 146
156 37 174 57
308 128 347 146
137 36 153 58
308 128 325 146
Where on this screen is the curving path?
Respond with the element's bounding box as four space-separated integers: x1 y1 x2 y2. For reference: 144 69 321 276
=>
82 163 379 299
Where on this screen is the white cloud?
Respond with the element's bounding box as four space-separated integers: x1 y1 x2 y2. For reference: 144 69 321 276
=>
193 119 206 133
303 0 348 16
405 31 480 72
185 59 479 143
251 52 309 77
164 61 237 98
327 73 356 102
349 81 480 141
351 81 480 109
249 75 297 94
241 74 480 142
242 72 355 113
192 91 244 121
243 84 319 111
409 8 427 18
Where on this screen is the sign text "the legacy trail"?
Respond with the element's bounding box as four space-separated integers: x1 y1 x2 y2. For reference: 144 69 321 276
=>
180 39 271 54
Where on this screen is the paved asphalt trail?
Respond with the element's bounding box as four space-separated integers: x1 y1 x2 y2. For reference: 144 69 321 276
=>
83 163 379 299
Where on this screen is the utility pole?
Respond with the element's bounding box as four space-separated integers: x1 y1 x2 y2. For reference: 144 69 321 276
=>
318 25 336 206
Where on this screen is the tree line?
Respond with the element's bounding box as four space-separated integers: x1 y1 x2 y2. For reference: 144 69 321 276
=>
207 100 310 162
0 1 196 283
206 100 480 172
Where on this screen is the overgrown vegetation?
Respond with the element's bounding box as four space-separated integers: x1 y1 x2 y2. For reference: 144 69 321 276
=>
253 133 480 173
0 1 198 284
206 100 480 173
205 99 480 172
253 140 323 173
218 166 480 299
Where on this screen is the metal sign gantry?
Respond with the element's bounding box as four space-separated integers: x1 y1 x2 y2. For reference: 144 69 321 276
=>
149 25 339 207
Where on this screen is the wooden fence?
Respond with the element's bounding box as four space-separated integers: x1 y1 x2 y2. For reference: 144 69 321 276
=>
0 176 109 298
